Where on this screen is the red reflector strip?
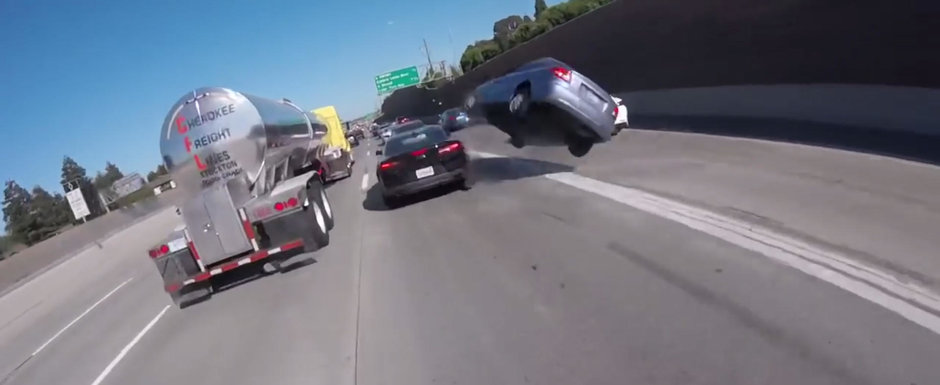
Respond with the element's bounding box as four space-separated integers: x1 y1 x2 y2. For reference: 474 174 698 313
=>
178 239 303 287
250 250 270 262
188 241 201 261
241 219 256 239
281 240 304 251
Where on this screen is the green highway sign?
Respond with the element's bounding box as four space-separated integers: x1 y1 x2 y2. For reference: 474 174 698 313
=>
375 66 420 94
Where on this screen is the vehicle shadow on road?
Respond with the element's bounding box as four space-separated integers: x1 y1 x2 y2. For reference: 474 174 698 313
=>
205 250 318 296
362 156 574 212
633 115 940 165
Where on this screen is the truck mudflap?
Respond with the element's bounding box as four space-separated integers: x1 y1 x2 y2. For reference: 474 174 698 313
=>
162 238 304 293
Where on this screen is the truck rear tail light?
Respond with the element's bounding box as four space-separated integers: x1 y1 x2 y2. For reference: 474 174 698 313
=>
551 67 572 83
274 197 300 212
380 161 398 170
149 244 170 258
438 141 463 155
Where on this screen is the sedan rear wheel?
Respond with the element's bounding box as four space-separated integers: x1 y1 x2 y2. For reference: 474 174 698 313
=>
509 135 525 149
567 139 593 157
509 87 531 119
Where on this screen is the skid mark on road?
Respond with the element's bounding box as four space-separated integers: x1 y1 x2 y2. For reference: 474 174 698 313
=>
547 171 940 336
471 149 940 336
608 242 867 385
0 300 43 333
90 304 170 385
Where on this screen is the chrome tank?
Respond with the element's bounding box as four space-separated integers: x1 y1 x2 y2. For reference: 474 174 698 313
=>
160 87 323 205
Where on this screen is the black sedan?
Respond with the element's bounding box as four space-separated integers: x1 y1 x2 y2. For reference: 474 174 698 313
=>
375 125 472 207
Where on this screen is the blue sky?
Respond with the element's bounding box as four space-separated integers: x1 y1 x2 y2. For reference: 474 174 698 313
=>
0 0 553 196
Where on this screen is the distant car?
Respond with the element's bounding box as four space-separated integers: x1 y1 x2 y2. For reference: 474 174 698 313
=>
347 126 366 140
347 134 359 147
465 57 616 157
389 120 426 137
395 116 413 124
320 145 353 182
612 96 629 135
372 122 390 138
439 108 470 132
375 125 472 207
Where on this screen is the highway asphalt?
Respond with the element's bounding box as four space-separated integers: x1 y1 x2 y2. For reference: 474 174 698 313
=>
2 125 940 385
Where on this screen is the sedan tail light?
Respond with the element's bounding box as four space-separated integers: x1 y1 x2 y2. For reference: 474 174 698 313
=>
551 67 572 83
438 141 463 155
380 160 398 170
411 148 429 156
613 105 619 117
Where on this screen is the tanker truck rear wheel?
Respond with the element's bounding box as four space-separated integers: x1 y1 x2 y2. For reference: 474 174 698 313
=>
300 197 330 252
307 180 334 230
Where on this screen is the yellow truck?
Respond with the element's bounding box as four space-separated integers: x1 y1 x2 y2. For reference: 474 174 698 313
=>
311 106 354 182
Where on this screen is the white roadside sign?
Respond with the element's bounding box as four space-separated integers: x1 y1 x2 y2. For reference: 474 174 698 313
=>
66 188 91 220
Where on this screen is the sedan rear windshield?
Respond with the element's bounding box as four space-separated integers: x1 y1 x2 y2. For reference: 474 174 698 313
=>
384 127 448 157
391 121 425 135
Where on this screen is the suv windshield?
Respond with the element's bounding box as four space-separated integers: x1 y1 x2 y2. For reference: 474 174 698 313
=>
384 126 448 157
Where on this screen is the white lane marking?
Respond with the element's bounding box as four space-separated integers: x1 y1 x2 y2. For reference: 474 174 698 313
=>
367 151 371 156
470 151 502 159
361 174 369 192
31 278 133 356
546 171 940 335
90 305 171 385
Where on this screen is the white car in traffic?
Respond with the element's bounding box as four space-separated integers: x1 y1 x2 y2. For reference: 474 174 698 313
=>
613 96 629 134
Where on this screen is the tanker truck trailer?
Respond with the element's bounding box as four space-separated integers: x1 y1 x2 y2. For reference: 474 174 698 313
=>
148 87 336 308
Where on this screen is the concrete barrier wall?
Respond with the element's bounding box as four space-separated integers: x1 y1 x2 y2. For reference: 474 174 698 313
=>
618 85 940 135
381 0 939 133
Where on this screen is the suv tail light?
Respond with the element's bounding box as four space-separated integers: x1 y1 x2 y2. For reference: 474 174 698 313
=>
551 67 571 83
438 141 463 155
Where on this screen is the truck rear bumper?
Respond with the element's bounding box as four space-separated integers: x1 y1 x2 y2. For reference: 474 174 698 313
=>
163 239 304 293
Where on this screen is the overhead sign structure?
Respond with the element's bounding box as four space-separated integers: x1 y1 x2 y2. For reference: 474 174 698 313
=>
65 188 91 220
374 66 420 94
